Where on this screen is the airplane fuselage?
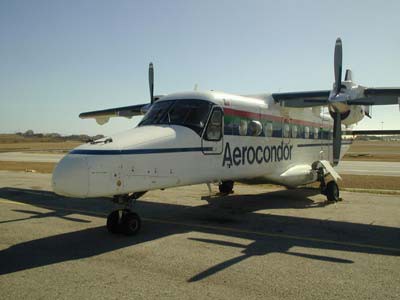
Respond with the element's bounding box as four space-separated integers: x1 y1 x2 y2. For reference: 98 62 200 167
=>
52 91 352 198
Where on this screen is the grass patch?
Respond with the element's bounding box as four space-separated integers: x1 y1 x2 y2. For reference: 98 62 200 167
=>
343 140 400 162
0 161 56 173
307 174 400 192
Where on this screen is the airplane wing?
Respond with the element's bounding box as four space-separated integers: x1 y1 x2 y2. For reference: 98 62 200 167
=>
79 103 148 125
271 90 330 107
272 88 400 107
343 129 400 135
350 88 400 105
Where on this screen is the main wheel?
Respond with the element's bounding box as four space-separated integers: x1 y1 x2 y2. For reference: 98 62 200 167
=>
219 180 234 194
121 212 141 236
326 181 340 202
107 210 122 234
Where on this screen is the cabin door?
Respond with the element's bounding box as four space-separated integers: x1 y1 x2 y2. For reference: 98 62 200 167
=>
202 106 224 155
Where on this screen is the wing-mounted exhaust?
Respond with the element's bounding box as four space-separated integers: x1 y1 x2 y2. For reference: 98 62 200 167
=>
344 69 352 81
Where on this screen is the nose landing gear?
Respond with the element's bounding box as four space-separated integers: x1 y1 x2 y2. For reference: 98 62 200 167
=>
107 192 145 235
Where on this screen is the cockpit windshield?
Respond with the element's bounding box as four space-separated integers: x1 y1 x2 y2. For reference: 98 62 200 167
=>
138 99 213 135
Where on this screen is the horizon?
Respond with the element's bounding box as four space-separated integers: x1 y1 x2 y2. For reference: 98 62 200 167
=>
1 0 400 135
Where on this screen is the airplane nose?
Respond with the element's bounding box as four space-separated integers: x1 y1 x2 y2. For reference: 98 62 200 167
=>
52 155 89 197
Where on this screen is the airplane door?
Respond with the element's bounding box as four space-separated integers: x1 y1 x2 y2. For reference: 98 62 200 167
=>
202 106 224 155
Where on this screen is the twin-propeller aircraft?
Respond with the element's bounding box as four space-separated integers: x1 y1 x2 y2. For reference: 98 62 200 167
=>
52 38 400 235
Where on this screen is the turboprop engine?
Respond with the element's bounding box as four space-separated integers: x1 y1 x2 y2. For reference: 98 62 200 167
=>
329 104 366 126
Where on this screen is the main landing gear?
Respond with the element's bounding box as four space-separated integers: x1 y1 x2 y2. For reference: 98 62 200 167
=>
219 180 234 194
316 167 340 202
107 192 146 235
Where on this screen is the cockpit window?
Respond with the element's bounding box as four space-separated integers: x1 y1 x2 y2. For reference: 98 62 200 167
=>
139 100 174 126
138 99 213 135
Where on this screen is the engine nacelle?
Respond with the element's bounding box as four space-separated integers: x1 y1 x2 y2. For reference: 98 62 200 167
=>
329 105 365 126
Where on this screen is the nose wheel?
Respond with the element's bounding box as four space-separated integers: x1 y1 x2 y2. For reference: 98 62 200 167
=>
106 209 141 235
107 192 145 235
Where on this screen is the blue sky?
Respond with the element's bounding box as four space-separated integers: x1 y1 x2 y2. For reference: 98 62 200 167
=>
1 0 399 135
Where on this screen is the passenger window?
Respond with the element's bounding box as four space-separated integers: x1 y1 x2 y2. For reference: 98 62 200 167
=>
283 123 290 138
248 120 263 136
239 120 248 136
205 108 223 141
304 126 310 139
314 128 319 139
264 122 273 137
291 125 298 138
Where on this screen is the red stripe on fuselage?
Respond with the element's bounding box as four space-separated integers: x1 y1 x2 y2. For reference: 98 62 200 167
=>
223 107 331 128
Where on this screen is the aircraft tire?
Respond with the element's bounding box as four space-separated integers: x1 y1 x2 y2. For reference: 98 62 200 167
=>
121 212 141 236
326 181 339 202
107 210 122 234
219 180 234 194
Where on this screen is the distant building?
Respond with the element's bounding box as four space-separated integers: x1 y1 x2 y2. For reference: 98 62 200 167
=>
24 130 34 137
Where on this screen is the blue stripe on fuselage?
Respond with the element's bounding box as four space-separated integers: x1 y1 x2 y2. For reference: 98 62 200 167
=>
69 147 213 155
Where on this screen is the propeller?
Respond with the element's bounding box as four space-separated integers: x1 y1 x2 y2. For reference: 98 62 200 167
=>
333 38 343 96
149 62 154 104
328 39 377 164
329 38 345 165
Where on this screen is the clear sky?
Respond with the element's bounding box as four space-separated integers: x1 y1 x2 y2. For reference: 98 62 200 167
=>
1 0 399 136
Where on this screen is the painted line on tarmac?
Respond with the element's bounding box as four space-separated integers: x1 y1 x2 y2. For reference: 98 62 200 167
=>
1 198 399 253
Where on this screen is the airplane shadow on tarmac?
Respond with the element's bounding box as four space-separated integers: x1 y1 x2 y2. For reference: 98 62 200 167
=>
0 187 399 281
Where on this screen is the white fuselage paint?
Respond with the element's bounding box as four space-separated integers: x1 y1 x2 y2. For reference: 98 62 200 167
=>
52 91 352 198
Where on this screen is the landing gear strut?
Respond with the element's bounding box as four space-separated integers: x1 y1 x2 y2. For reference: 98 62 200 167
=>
317 167 340 202
219 180 234 194
107 192 145 235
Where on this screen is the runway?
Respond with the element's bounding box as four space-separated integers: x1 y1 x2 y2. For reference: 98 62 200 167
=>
0 171 399 299
0 152 64 163
335 161 400 176
0 151 399 176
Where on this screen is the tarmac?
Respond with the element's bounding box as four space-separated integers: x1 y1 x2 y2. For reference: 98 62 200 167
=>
0 170 399 299
335 161 400 176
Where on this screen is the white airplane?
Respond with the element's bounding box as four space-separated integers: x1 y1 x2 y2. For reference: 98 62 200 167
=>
52 38 400 235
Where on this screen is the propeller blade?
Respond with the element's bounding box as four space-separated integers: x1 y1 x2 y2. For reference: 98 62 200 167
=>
149 62 154 104
332 111 342 166
334 38 343 95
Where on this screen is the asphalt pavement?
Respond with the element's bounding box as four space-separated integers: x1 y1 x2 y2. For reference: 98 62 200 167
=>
0 171 399 299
